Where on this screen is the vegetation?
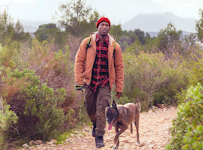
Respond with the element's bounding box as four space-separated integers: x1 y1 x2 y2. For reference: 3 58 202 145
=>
165 9 203 149
0 104 18 149
54 0 99 37
34 23 57 42
196 8 203 42
166 83 203 150
0 10 31 46
121 51 187 110
118 29 151 51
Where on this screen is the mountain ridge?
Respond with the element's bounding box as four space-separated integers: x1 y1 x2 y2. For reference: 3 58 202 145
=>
20 12 197 35
122 12 197 33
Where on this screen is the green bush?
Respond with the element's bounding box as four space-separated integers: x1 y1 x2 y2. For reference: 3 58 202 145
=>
0 104 18 149
21 82 68 140
166 83 203 150
0 67 70 142
177 48 203 104
123 51 187 110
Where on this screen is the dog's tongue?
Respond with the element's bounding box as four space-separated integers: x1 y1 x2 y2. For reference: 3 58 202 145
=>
108 123 112 130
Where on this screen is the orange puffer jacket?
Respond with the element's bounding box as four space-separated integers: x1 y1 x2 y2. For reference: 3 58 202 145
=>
74 32 124 92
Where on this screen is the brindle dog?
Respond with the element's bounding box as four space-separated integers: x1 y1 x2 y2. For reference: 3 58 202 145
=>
105 99 141 149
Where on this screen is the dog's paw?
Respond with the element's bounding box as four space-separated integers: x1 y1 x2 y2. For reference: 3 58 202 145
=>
112 145 118 149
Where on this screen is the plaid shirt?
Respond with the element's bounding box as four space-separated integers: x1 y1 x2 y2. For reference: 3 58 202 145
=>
89 33 109 92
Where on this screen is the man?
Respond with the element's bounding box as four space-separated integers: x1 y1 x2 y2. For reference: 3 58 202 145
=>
74 17 124 148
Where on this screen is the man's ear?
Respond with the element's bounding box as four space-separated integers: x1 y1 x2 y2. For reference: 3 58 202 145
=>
112 100 117 108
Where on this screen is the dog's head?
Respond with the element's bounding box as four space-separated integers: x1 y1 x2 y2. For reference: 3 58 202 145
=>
105 100 119 129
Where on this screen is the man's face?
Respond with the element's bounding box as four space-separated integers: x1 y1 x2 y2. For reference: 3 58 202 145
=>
97 21 110 36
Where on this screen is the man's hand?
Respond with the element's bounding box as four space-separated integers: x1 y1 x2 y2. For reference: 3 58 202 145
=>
115 92 122 99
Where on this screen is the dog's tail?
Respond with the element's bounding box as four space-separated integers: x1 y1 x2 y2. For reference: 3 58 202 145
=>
136 99 141 112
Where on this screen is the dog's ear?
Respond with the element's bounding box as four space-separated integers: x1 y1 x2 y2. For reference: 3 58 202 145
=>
112 100 117 108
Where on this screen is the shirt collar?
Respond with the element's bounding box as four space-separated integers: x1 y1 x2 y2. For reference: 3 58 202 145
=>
96 33 109 45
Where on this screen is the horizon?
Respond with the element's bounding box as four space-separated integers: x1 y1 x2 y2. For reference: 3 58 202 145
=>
0 0 201 33
0 0 202 24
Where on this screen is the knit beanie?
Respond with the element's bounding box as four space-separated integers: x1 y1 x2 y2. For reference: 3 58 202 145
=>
96 17 111 28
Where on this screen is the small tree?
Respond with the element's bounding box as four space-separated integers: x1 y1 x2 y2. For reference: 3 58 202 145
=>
134 29 150 45
55 0 95 36
0 10 30 45
157 22 182 57
109 24 122 41
34 23 57 42
196 8 203 42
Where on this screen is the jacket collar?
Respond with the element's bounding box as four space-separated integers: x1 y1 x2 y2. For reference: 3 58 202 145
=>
90 32 115 46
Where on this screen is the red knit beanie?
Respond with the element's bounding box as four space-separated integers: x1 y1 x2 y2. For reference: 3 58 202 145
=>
96 17 111 28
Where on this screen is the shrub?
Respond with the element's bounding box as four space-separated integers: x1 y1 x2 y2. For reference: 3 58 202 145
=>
20 81 68 140
123 51 187 110
0 104 18 149
177 48 203 104
0 36 79 143
0 67 71 143
166 83 203 150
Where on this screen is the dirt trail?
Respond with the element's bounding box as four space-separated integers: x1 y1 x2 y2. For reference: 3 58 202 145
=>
21 107 177 150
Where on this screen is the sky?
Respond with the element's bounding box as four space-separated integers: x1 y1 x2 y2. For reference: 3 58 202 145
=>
0 0 202 26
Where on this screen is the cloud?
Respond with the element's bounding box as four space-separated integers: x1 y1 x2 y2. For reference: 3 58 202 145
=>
1 0 34 3
151 0 203 8
177 3 195 10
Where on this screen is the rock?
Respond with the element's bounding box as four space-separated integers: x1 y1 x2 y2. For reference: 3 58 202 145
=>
28 146 35 150
120 139 129 143
149 144 154 148
46 141 53 145
29 140 43 145
155 104 165 109
65 139 70 143
22 143 29 148
105 138 112 143
29 140 34 146
139 143 145 147
165 117 170 120
33 140 43 145
83 127 90 131
50 139 57 144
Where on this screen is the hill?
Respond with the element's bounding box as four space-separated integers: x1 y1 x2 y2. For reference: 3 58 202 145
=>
122 12 196 33
23 25 38 32
20 19 50 32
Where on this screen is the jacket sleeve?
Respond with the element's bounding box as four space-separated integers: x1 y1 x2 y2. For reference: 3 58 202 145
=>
114 42 124 92
74 38 88 85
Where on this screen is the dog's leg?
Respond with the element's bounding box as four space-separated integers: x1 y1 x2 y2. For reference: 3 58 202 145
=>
113 124 128 149
113 127 119 149
135 116 140 144
130 123 133 134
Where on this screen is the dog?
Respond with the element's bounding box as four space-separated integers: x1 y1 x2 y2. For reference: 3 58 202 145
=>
105 99 141 149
